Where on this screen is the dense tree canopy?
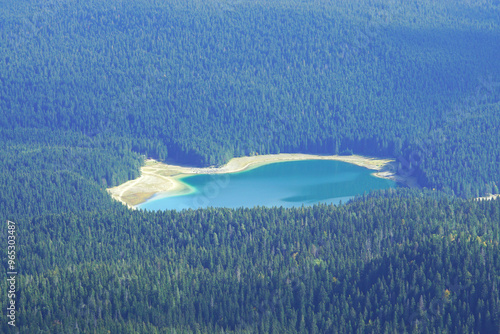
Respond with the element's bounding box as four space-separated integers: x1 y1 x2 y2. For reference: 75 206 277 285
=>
1 190 499 333
1 0 499 196
0 0 499 332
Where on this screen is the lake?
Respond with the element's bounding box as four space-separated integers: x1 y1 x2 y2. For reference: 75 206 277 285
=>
137 160 397 210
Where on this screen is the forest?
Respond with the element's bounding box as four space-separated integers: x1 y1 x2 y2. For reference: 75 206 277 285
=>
0 0 499 332
1 0 499 197
0 190 499 333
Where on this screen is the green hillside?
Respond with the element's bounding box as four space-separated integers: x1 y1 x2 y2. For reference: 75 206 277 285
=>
1 0 499 196
1 192 499 333
0 0 499 332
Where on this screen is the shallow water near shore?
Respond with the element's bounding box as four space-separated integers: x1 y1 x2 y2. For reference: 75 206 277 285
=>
137 160 397 210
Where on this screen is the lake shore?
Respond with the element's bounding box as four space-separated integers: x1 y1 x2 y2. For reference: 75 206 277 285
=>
107 153 417 207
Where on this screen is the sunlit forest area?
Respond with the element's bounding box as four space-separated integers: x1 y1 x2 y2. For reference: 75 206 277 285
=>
0 0 499 332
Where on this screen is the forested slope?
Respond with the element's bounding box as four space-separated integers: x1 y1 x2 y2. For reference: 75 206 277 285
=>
0 0 499 333
1 0 499 196
1 191 499 333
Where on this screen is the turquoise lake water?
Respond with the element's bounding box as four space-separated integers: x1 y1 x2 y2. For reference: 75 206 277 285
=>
137 160 397 211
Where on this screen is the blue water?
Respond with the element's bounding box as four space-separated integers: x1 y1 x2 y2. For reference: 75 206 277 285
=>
137 160 397 210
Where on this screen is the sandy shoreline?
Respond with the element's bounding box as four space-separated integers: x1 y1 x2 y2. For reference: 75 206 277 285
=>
107 153 415 208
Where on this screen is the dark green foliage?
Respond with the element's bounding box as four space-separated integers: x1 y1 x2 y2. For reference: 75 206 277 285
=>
1 191 499 333
0 128 143 220
1 0 499 196
0 0 499 333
